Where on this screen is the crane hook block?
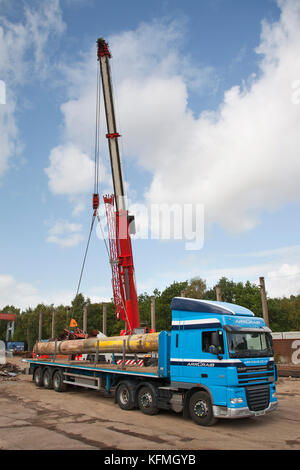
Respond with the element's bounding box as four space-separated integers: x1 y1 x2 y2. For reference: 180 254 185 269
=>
93 193 99 211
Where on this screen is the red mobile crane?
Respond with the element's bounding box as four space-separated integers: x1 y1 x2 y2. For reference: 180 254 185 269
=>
95 38 141 336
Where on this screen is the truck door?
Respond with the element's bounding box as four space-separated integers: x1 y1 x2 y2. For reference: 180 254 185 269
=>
181 327 226 387
200 329 227 393
170 315 184 383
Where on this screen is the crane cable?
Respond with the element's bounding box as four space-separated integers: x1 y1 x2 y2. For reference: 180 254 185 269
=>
72 61 102 303
72 53 131 332
75 213 96 298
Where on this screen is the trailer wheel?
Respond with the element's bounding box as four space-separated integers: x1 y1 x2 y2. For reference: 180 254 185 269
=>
33 367 43 387
137 385 159 415
43 368 53 389
116 382 135 410
53 370 67 392
188 391 217 426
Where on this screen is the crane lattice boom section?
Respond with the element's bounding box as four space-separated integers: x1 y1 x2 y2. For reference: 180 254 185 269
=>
103 194 126 323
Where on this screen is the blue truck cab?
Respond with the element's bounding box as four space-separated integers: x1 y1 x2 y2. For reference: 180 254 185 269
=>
169 297 278 424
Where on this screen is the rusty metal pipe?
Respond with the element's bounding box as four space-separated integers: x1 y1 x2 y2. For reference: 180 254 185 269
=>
33 332 159 356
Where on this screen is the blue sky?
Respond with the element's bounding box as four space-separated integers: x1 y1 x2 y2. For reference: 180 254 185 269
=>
1 0 300 310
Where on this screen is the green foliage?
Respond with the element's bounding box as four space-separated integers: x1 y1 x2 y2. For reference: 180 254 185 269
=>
184 277 207 299
1 276 300 348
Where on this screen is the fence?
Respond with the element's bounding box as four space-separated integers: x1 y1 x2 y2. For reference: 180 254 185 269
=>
272 332 300 365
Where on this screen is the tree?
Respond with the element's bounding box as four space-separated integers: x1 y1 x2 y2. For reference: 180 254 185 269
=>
185 277 207 299
155 281 188 331
1 277 300 347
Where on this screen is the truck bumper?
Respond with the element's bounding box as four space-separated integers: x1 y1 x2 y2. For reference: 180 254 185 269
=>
213 400 278 419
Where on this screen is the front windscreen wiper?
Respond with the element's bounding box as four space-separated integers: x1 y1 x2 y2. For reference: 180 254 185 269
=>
229 351 255 358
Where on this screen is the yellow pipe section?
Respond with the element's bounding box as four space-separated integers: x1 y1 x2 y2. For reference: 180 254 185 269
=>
33 332 159 356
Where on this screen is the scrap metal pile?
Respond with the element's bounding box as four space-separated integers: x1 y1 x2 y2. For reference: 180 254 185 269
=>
0 362 21 381
55 328 86 341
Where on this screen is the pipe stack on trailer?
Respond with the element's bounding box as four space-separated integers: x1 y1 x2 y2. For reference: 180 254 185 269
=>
33 332 159 356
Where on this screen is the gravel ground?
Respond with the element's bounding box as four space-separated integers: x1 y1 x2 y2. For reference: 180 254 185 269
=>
0 357 299 450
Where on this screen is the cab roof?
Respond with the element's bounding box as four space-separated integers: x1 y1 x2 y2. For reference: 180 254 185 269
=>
171 297 255 317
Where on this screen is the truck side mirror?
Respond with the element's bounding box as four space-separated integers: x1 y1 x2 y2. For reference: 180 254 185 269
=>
210 331 223 358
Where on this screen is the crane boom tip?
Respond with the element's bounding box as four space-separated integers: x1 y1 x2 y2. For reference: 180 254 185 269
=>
97 37 111 59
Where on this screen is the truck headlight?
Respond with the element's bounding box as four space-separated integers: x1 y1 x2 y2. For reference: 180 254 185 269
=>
230 397 244 404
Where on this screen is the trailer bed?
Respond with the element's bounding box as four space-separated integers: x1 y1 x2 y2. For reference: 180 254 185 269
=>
25 358 160 378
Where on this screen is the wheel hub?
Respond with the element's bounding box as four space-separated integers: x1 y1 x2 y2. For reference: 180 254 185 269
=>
194 400 209 417
141 392 152 408
120 389 129 405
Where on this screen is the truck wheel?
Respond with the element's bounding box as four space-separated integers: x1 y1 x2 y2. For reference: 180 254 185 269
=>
33 367 43 387
43 368 53 389
137 385 159 415
53 370 67 392
116 382 135 410
188 391 217 426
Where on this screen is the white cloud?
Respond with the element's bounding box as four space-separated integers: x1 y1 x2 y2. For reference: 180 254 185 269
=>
0 274 40 309
45 144 94 196
71 199 86 216
45 1 300 237
115 0 300 233
113 1 300 234
0 0 65 84
0 273 111 310
240 244 300 259
250 247 300 298
23 0 66 77
45 17 215 211
266 263 300 298
0 273 76 309
176 242 300 298
44 50 111 205
0 99 19 177
0 0 65 181
46 219 84 247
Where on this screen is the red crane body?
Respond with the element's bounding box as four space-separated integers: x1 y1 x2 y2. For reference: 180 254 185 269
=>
97 38 140 335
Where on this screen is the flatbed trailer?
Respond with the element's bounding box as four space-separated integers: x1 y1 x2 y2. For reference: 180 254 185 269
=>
26 358 160 386
25 298 278 426
24 330 175 419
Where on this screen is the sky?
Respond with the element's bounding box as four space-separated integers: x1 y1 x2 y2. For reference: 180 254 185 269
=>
1 0 300 310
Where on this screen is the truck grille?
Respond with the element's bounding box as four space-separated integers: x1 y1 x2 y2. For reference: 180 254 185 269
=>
237 364 274 385
246 385 270 411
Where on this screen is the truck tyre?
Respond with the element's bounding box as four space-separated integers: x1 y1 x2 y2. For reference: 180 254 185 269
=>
43 367 53 389
116 382 135 410
137 385 159 415
188 391 217 426
33 367 43 387
53 370 67 392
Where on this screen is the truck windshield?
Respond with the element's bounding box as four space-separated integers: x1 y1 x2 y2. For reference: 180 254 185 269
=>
227 331 273 358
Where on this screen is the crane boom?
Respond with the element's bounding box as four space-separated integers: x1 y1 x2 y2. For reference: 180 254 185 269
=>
97 38 140 334
97 38 125 211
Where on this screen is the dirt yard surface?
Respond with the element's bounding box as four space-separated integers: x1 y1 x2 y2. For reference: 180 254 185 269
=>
0 357 300 450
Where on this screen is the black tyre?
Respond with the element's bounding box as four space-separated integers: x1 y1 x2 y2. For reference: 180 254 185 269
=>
116 382 135 410
33 367 43 387
53 370 67 392
43 368 53 389
188 391 217 426
137 385 159 415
